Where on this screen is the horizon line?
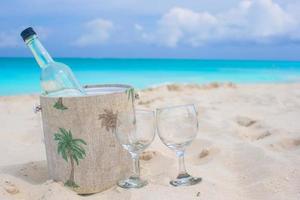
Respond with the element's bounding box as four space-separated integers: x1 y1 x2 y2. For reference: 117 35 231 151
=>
0 56 300 62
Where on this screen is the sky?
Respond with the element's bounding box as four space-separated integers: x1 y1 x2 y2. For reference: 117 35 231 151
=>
0 0 300 60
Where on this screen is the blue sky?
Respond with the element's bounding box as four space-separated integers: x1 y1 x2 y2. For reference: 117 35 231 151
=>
1 0 300 60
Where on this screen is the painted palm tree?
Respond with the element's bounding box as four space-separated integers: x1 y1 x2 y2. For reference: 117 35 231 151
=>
54 128 87 188
125 87 136 124
98 109 118 132
53 97 68 110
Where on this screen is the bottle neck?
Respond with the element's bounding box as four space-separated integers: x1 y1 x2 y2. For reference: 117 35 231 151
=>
25 35 54 69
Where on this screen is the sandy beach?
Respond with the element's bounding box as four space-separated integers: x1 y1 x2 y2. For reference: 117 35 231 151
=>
0 83 300 200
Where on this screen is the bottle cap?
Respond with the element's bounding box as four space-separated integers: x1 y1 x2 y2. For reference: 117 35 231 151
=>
20 27 36 41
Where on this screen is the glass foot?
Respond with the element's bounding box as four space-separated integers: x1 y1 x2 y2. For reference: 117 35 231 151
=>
117 176 148 189
170 173 202 187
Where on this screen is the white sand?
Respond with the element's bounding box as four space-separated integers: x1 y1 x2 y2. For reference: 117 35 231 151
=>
0 83 300 200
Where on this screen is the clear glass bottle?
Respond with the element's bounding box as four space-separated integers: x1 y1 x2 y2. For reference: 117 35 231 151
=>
21 27 86 97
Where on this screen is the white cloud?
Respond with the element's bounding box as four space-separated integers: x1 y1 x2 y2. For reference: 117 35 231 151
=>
286 1 300 40
141 0 300 47
0 32 19 48
157 7 218 47
134 24 143 31
74 18 114 46
0 26 51 49
33 26 51 40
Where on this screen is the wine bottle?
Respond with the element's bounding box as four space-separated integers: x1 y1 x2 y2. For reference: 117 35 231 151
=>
20 27 86 97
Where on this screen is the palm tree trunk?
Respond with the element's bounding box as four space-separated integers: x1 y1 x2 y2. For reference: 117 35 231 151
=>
69 156 75 182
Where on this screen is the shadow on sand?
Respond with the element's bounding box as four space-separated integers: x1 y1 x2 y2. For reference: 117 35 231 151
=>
0 160 48 185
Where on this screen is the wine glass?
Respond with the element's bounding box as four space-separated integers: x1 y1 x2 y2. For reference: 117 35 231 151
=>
156 104 201 186
115 109 156 188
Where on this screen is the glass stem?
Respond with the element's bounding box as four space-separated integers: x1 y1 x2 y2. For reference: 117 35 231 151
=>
176 150 188 176
131 153 140 179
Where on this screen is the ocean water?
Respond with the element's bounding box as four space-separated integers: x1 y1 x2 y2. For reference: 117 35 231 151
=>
0 57 300 95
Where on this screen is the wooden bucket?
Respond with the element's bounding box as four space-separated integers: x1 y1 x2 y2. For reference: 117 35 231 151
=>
40 84 132 194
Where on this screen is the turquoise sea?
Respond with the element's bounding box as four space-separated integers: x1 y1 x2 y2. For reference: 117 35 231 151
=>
0 58 300 96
